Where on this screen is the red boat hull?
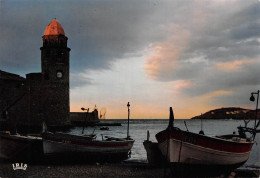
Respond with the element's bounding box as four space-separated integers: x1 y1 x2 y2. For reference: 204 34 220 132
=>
156 128 254 166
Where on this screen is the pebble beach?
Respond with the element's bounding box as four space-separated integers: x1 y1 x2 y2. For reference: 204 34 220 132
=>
0 161 167 178
1 160 260 178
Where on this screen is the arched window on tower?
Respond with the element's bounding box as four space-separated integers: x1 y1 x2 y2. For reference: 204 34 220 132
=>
44 39 48 46
46 50 50 57
60 39 64 47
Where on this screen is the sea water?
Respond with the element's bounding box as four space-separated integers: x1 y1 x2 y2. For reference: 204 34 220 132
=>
70 119 260 168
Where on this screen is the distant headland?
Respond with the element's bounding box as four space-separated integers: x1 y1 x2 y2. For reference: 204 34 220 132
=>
191 107 260 120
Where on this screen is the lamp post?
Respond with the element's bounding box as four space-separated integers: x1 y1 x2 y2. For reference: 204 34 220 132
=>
250 90 259 138
81 107 89 134
127 102 130 139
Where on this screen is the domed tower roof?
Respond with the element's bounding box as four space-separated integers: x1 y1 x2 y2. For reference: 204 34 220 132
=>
44 19 65 36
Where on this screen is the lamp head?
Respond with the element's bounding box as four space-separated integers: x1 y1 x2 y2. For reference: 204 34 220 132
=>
250 94 255 102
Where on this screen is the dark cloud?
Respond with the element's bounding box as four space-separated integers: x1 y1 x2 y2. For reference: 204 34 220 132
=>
182 61 260 97
148 1 260 102
158 61 208 82
210 85 260 107
70 73 92 89
0 0 174 75
180 2 260 63
1 0 260 105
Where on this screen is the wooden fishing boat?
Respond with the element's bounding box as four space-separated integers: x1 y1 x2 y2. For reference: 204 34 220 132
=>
154 107 256 175
100 127 109 130
43 103 135 161
143 133 166 166
0 131 42 160
42 131 134 160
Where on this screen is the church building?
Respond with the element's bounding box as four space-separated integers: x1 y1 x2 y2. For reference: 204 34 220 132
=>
0 19 97 131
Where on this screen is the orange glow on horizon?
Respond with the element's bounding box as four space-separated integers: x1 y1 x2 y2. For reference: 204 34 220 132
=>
70 90 234 119
71 102 215 119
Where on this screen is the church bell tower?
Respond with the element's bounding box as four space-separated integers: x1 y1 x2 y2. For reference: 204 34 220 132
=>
40 19 71 126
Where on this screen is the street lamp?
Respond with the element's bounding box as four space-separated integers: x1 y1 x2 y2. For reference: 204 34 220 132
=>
250 94 255 102
250 90 259 138
81 107 89 134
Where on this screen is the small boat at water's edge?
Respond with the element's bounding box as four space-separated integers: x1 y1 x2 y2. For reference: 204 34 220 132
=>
0 131 42 160
43 103 135 162
100 127 109 130
42 131 134 161
152 107 257 176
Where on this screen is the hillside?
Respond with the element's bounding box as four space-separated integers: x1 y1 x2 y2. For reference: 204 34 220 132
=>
191 107 260 120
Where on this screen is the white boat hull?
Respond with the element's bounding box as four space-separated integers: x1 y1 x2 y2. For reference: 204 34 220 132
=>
43 139 134 155
153 107 255 176
158 138 251 165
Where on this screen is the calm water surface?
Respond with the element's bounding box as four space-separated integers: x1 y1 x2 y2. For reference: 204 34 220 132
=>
70 119 260 168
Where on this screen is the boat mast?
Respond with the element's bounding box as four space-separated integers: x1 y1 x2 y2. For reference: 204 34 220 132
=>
127 102 130 139
168 107 174 129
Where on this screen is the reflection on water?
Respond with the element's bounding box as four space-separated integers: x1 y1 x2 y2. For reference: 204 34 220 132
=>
70 119 260 168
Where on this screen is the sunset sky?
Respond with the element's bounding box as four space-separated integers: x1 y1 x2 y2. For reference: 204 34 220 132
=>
1 0 260 119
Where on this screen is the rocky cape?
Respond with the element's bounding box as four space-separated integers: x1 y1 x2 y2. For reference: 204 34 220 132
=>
191 107 260 120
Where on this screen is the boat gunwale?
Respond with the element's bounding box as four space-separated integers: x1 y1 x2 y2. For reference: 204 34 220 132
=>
0 132 42 142
42 132 135 145
43 137 135 144
156 128 254 146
